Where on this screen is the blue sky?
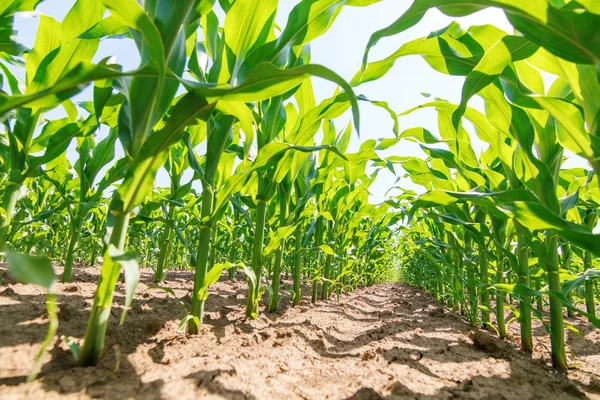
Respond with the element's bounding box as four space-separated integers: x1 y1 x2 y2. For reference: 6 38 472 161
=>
12 1 585 202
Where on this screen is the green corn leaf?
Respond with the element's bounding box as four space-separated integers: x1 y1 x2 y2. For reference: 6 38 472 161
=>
86 128 118 186
0 0 44 17
498 201 600 257
353 22 491 86
242 263 259 293
79 16 129 39
0 15 27 56
494 283 543 298
0 61 164 116
119 0 195 159
6 249 56 294
496 282 600 328
178 315 200 333
116 249 139 325
399 127 440 145
264 223 299 258
534 97 600 163
319 244 335 256
61 336 80 362
240 0 382 79
0 61 20 95
186 62 360 134
26 0 103 94
93 74 116 127
223 0 277 80
452 35 539 128
362 0 600 68
101 0 165 72
28 117 96 171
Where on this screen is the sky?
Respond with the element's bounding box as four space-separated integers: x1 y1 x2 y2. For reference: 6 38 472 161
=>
10 1 587 203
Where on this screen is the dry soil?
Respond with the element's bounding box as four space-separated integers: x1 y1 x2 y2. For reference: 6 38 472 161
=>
1 266 599 399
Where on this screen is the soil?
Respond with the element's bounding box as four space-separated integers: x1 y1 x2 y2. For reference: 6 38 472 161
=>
1 266 599 400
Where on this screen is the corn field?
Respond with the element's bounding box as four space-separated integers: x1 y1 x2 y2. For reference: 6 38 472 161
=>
1 0 600 396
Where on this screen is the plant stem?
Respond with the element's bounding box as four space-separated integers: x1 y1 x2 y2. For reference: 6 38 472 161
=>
451 236 460 312
476 213 489 326
496 257 506 338
189 115 234 331
322 222 332 300
561 243 575 318
89 242 98 266
89 216 103 266
479 243 489 325
79 212 130 366
516 224 532 352
462 232 477 323
293 226 302 306
585 277 596 320
246 199 267 317
584 213 598 321
189 189 213 333
0 181 20 251
209 227 217 271
311 215 324 303
155 204 174 283
228 227 236 280
268 187 288 313
545 232 567 372
62 215 84 282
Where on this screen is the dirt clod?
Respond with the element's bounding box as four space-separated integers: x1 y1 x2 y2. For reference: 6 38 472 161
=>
362 350 376 361
275 329 292 339
144 317 163 335
428 307 445 317
347 387 383 400
57 375 78 393
390 381 414 396
2 287 16 296
58 304 75 321
469 330 507 354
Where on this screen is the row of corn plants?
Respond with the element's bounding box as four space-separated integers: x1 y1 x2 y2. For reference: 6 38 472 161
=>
352 0 600 372
0 0 403 374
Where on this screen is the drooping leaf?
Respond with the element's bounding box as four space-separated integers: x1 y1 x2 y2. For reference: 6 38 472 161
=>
6 249 56 293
